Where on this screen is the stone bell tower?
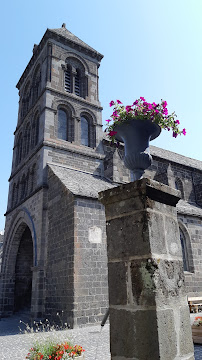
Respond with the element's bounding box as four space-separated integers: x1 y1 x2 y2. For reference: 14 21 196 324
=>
0 24 111 326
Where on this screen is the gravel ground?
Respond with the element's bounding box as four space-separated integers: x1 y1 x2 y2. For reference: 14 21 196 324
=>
0 313 202 359
0 313 110 360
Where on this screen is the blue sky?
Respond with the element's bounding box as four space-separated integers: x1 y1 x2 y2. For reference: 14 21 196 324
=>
1 0 202 230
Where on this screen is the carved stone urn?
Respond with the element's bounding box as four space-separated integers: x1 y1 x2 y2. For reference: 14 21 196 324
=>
114 118 161 180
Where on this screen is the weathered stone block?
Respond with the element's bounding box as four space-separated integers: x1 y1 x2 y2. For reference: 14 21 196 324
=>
148 211 167 254
179 305 194 356
157 308 178 360
164 215 182 257
110 308 159 359
108 262 128 305
106 213 150 260
130 259 156 306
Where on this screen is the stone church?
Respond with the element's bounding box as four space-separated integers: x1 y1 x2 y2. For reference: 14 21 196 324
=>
0 24 202 327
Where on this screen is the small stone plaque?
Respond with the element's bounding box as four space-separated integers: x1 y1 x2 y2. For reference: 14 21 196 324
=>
88 226 102 244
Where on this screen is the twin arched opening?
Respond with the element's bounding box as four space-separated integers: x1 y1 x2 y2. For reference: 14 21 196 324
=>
57 107 95 148
64 57 87 99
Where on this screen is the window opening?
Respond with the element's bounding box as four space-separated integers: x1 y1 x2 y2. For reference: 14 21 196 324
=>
58 109 68 141
180 229 189 271
81 116 89 146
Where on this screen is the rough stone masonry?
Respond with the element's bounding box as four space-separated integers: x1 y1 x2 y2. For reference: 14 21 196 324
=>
99 178 194 360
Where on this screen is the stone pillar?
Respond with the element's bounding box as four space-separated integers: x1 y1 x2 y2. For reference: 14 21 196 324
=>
99 178 194 360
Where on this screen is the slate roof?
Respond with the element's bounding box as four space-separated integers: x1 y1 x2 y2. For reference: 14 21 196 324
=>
48 164 116 198
48 164 202 217
177 200 202 218
49 26 103 57
150 145 202 171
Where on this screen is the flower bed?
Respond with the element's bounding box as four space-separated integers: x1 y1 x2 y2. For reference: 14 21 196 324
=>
26 341 85 359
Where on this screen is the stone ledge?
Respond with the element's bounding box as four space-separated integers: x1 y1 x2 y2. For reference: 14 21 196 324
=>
99 178 181 207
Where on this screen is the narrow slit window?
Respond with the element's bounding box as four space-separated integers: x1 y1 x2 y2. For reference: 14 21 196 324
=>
81 116 89 146
58 109 68 141
75 70 81 96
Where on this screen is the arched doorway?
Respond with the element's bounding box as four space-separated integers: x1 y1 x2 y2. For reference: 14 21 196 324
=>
14 226 33 312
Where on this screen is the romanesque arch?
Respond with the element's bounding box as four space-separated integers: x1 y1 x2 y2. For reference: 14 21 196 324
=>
14 225 33 312
1 208 37 315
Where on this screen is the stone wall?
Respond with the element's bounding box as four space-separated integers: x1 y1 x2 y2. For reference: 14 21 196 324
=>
45 167 75 326
45 167 109 327
74 198 108 326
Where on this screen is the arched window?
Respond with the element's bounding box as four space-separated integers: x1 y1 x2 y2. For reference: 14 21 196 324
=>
64 58 86 99
58 109 68 140
35 116 39 145
32 114 39 147
20 175 26 201
175 178 184 199
17 133 23 164
12 183 16 208
180 229 189 271
81 116 89 146
80 114 96 148
32 65 41 103
25 123 31 155
30 164 36 193
75 69 81 96
21 81 31 119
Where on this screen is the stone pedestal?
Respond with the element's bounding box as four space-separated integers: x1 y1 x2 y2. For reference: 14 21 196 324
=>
99 178 194 360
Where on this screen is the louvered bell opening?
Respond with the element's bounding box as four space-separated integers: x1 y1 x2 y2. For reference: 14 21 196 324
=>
75 72 80 96
65 69 71 92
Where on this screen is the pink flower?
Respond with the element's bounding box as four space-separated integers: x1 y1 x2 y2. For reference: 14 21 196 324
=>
109 101 115 107
147 103 153 110
162 100 167 108
105 119 111 123
125 105 132 112
133 100 138 106
116 100 122 104
112 110 118 117
182 128 186 135
140 97 145 101
163 108 168 115
173 132 178 138
108 131 117 137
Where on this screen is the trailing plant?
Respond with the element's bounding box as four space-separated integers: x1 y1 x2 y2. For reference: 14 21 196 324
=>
105 98 186 144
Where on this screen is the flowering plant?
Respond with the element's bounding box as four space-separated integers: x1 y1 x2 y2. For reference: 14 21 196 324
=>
193 316 202 327
26 340 85 359
105 97 186 144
